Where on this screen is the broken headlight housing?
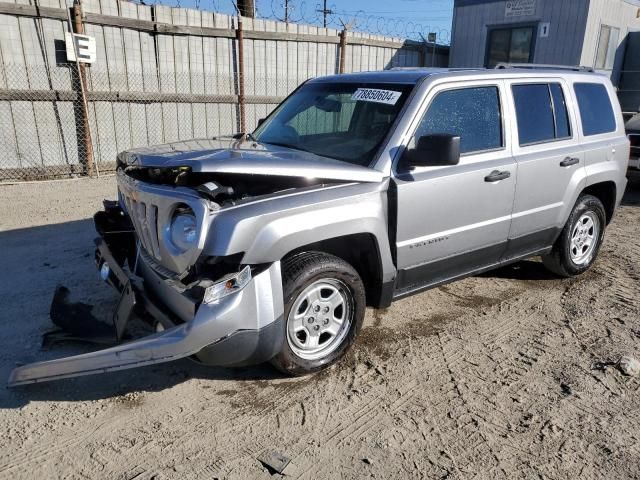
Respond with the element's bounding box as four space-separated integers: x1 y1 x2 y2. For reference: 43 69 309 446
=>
203 266 252 304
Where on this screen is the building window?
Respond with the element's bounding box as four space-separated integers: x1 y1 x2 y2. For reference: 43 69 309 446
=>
415 86 503 154
595 25 620 70
486 26 534 68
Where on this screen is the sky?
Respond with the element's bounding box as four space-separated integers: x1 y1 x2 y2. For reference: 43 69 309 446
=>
174 0 455 43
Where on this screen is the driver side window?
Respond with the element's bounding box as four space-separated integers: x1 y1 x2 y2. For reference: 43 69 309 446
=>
414 86 503 155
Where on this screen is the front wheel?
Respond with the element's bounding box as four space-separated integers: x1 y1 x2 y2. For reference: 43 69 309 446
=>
270 252 365 376
542 194 606 277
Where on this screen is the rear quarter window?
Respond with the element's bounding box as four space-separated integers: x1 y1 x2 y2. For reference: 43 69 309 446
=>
574 82 616 136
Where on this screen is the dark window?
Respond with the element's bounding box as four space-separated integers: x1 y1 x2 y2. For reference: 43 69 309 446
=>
486 26 534 68
550 83 571 139
574 83 616 136
512 84 555 145
415 86 502 154
512 83 572 145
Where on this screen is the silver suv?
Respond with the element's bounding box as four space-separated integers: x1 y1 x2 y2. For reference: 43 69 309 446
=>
10 66 630 386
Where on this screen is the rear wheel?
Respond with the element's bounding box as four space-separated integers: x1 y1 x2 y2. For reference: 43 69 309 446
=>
271 252 365 375
542 194 606 277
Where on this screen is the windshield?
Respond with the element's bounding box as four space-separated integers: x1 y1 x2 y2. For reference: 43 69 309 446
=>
253 82 414 166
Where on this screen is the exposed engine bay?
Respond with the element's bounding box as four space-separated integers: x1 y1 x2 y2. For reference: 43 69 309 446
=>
122 166 341 207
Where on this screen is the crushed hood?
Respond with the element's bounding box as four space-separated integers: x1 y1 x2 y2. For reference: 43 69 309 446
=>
118 137 384 183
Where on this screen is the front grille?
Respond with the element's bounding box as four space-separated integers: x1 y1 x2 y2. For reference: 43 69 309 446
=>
116 169 211 275
139 246 187 280
121 195 162 261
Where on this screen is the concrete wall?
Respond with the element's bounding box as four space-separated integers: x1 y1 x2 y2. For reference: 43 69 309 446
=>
450 0 590 67
0 0 449 179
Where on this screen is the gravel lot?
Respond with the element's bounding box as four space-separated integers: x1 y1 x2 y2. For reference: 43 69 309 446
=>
1 175 639 479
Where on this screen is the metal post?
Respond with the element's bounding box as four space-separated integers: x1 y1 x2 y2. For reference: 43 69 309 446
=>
427 32 437 68
69 0 97 177
284 0 288 23
236 16 246 133
338 27 347 74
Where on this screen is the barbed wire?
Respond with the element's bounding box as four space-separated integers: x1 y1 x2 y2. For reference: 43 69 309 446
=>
261 1 451 43
135 0 452 44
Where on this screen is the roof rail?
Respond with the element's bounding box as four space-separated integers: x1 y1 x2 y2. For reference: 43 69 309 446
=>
494 62 594 72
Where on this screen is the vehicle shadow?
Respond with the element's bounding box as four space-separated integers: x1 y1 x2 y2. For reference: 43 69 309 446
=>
622 174 640 206
0 219 288 410
478 259 558 281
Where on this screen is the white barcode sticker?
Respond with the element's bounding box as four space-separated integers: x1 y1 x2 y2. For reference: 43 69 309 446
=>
351 88 402 105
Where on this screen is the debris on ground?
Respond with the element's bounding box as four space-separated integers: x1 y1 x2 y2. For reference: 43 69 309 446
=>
618 356 640 376
258 450 291 475
592 360 618 372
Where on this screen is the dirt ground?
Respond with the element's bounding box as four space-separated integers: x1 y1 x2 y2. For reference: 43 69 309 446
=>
0 176 639 480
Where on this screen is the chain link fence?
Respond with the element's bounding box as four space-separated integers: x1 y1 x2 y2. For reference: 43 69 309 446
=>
1 64 87 181
0 0 438 182
0 65 301 181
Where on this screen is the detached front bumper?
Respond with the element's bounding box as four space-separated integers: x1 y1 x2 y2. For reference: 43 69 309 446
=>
8 240 284 387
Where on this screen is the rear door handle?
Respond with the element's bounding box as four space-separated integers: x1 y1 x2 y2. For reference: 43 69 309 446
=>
560 157 580 167
484 170 511 182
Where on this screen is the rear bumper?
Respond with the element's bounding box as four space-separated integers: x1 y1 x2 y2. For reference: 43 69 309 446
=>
8 240 284 387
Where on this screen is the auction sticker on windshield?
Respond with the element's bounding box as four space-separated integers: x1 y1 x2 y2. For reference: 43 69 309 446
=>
351 88 402 105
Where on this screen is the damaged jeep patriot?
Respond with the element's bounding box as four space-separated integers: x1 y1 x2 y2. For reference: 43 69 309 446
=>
10 66 630 386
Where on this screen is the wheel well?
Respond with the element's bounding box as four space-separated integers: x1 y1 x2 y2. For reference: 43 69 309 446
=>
582 181 616 224
284 233 385 308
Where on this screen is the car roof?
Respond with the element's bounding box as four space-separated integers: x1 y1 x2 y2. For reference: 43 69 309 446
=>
309 67 609 85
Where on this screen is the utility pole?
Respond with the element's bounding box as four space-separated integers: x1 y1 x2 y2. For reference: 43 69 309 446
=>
316 0 332 28
237 0 255 17
284 0 289 23
68 0 96 177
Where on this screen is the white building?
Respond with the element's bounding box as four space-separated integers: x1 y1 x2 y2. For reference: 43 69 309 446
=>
449 0 640 112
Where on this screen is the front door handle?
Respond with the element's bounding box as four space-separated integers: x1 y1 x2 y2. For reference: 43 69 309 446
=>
484 170 511 182
560 157 580 167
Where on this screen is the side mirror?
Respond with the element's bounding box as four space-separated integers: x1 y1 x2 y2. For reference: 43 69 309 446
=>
403 134 461 168
257 118 266 127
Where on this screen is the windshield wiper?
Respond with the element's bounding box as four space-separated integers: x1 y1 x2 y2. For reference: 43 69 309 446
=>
263 141 310 153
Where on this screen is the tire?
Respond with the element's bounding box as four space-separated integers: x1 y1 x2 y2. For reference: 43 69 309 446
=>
542 194 606 277
270 251 366 376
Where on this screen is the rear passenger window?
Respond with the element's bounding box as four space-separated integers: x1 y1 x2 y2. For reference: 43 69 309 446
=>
574 83 616 136
512 83 571 145
415 86 502 154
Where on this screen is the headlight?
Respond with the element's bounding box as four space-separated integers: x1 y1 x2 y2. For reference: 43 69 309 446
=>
203 266 252 304
169 208 197 252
